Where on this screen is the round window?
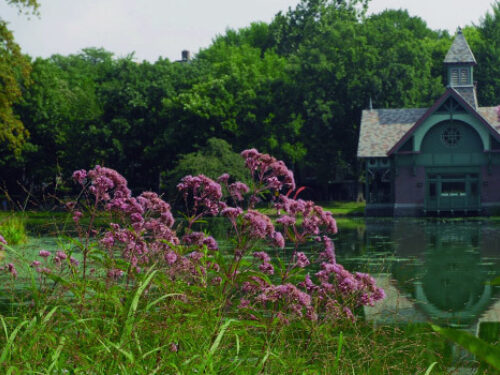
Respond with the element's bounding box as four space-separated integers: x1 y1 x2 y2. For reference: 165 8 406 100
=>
441 127 461 148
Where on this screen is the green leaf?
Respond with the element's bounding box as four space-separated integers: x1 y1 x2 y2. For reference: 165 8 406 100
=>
490 276 500 286
120 269 158 345
432 325 500 370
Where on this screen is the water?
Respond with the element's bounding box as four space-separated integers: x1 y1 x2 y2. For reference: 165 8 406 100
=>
8 217 500 331
332 218 500 334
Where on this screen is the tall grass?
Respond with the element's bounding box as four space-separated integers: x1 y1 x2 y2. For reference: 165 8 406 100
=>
0 216 27 245
0 249 453 374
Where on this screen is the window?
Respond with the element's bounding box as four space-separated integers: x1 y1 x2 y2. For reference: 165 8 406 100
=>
460 68 469 84
441 181 466 196
451 69 459 85
441 127 461 148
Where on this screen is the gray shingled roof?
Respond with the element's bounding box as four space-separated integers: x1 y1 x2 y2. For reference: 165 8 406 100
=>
444 30 477 64
357 106 500 158
477 106 500 131
454 87 478 108
357 108 426 157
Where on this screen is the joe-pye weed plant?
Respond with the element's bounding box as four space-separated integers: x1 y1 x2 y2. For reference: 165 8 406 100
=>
0 149 407 374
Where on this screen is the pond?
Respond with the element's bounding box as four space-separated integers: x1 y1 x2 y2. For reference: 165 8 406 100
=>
333 218 500 337
8 217 500 332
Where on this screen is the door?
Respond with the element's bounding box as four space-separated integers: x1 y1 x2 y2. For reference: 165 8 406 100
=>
426 173 480 212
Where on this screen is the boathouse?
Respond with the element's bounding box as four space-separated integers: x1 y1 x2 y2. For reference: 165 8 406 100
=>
357 29 500 216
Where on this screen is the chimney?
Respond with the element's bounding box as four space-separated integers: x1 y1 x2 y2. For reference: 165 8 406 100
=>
181 50 191 62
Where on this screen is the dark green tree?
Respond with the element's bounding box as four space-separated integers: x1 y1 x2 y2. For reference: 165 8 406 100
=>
0 0 39 156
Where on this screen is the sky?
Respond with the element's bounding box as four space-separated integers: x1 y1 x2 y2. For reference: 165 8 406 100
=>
0 0 497 62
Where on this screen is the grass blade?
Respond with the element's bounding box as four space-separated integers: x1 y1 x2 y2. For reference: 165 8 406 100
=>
334 331 344 373
432 325 500 370
0 317 29 365
120 269 157 345
424 361 438 375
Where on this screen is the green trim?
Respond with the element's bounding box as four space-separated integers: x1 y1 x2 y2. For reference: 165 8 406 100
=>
414 113 490 152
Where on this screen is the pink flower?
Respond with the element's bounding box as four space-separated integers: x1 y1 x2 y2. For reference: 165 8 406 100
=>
238 299 251 309
55 251 67 260
276 215 296 226
253 251 271 263
72 211 83 224
221 207 242 217
39 250 51 258
243 210 275 240
0 235 6 250
271 231 285 249
7 263 17 278
228 182 250 201
70 257 80 266
85 165 132 203
240 149 296 191
165 251 177 265
259 262 274 275
295 252 310 268
177 175 222 216
217 173 230 184
107 268 124 280
182 232 218 251
72 169 87 184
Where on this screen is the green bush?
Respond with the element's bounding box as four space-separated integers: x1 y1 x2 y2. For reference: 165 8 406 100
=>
0 215 28 245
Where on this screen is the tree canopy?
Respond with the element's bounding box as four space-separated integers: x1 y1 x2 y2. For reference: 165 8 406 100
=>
2 0 500 201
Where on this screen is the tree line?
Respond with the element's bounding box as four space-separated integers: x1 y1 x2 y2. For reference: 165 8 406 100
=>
1 0 500 202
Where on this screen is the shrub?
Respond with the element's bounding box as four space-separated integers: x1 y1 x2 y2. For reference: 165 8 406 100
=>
66 148 385 326
0 215 28 246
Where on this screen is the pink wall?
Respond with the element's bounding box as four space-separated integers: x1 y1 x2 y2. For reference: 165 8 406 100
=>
394 167 425 204
481 166 500 203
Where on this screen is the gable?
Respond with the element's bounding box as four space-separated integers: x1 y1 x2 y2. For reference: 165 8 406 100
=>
388 88 500 155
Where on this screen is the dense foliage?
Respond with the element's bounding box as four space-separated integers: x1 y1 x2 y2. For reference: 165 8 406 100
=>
2 0 500 202
0 0 38 157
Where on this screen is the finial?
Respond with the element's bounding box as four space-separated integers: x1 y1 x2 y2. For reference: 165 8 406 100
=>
369 96 373 111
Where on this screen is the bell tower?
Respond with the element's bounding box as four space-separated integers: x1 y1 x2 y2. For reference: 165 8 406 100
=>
443 28 478 108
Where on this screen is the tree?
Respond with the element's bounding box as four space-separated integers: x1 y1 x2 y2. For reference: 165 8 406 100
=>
161 42 305 172
164 137 250 199
472 2 500 106
0 0 39 156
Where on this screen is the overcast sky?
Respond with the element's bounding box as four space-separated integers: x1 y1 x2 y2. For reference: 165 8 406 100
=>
0 0 496 62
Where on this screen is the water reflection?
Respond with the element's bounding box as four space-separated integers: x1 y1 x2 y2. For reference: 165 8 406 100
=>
336 219 500 328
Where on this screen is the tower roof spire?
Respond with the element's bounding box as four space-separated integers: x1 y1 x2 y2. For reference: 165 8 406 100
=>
444 28 477 65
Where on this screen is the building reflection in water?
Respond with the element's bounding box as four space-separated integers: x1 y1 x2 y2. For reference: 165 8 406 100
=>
362 219 500 330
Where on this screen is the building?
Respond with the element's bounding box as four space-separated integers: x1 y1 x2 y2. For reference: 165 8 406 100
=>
357 29 500 216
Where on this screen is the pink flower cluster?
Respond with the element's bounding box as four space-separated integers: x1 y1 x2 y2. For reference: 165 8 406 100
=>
177 175 222 216
275 195 337 242
0 263 18 278
310 262 386 311
242 210 284 248
29 249 79 274
67 148 384 325
241 149 295 195
0 234 6 250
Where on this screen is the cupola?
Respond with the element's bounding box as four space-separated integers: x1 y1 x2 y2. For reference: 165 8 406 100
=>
443 28 478 108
